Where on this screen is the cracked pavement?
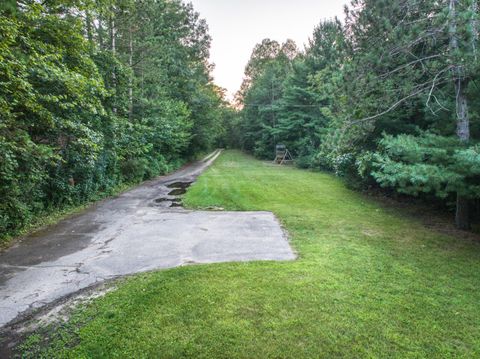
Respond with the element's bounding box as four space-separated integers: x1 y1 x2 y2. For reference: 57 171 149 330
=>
0 150 295 327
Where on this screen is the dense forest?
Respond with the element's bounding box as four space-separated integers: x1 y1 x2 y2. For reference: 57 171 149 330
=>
0 0 227 238
233 0 480 230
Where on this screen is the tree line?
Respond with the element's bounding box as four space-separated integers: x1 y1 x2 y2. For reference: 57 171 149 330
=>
231 0 480 230
0 0 227 239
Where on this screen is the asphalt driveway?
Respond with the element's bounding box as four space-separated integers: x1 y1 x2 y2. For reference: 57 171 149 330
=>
0 150 295 327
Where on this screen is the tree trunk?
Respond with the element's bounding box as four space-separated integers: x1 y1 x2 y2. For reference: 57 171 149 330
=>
472 0 478 61
454 77 470 142
97 16 104 50
450 0 471 230
453 78 471 230
128 25 134 119
109 13 117 114
109 15 116 54
86 10 94 54
456 195 471 230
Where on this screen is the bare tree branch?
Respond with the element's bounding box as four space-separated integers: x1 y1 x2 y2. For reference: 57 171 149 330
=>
380 54 442 78
346 79 450 127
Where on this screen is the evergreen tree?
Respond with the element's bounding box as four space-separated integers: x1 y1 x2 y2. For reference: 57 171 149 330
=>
233 0 480 229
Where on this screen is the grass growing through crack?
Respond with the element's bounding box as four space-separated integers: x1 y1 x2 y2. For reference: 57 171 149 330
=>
19 150 480 358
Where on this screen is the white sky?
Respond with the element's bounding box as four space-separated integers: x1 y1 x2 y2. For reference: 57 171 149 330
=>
188 0 349 99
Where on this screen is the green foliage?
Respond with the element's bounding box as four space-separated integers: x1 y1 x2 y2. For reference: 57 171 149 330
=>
372 134 480 199
0 0 225 240
238 39 299 158
236 21 346 162
230 0 480 224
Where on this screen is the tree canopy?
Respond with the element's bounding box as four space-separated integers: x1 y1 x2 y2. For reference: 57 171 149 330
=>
0 0 227 238
232 0 480 229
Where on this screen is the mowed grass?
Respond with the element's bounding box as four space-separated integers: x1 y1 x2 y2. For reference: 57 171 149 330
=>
22 150 480 358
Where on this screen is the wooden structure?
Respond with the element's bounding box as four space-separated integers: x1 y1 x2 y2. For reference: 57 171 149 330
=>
273 144 294 165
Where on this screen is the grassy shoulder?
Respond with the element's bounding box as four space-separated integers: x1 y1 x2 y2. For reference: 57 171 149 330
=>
20 150 480 358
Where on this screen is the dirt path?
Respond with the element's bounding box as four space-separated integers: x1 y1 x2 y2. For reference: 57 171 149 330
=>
0 150 294 328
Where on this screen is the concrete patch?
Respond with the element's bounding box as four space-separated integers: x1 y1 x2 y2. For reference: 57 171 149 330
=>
0 150 295 328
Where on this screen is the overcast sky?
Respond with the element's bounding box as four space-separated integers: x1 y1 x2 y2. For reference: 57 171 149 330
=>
188 0 349 99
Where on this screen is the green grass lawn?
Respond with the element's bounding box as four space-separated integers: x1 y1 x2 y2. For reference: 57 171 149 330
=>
20 150 480 358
